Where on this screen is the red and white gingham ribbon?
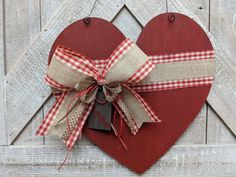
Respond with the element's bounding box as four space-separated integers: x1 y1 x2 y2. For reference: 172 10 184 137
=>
36 38 214 150
95 50 214 92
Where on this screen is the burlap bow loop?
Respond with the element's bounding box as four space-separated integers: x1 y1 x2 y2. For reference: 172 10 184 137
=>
36 38 160 150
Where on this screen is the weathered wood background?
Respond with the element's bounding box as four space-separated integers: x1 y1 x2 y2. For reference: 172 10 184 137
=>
0 0 236 176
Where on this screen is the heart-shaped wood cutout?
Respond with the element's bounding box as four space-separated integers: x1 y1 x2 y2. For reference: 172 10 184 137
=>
48 13 213 174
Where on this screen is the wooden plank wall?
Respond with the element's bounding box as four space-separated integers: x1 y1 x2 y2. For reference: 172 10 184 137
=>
0 0 236 176
0 0 7 145
208 0 236 144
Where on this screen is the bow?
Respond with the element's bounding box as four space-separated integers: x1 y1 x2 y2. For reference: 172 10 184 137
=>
36 39 161 150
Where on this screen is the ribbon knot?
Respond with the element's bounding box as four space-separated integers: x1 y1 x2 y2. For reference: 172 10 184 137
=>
97 77 107 86
74 75 122 105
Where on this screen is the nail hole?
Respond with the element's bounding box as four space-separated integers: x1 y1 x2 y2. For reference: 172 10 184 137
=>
83 17 91 25
168 14 175 23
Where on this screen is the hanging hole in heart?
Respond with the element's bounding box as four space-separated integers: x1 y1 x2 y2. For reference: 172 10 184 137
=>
83 17 91 25
168 14 175 23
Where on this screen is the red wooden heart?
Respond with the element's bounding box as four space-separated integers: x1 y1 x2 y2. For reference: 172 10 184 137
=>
48 13 213 174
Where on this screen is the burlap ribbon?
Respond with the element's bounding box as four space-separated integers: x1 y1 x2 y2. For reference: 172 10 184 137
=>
36 38 214 150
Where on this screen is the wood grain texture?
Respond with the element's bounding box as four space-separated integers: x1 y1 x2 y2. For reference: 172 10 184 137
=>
4 0 41 72
207 106 236 144
5 0 44 146
41 0 65 27
176 105 207 144
13 109 44 145
1 145 236 176
206 0 236 143
112 7 142 42
125 0 166 26
0 0 7 145
170 0 210 28
5 0 124 145
210 0 236 65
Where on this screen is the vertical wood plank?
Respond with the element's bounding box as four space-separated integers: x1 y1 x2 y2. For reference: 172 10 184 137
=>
0 0 7 145
207 106 236 144
7 0 43 145
210 0 236 64
167 0 209 29
176 105 207 144
41 0 65 27
4 0 41 72
169 0 210 27
207 0 236 144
